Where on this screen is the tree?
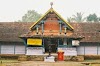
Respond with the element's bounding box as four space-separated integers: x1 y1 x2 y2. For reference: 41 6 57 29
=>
17 10 42 22
87 13 99 22
67 17 74 22
72 12 86 22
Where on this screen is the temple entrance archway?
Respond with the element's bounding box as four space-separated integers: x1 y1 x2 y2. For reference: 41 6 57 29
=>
44 38 58 53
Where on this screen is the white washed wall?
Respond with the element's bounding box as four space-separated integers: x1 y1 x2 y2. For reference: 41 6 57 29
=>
15 45 25 54
58 47 77 56
26 47 44 55
1 45 14 54
85 46 97 55
77 46 84 55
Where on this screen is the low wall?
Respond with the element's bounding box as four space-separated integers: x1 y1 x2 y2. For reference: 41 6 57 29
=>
0 54 85 61
18 55 84 61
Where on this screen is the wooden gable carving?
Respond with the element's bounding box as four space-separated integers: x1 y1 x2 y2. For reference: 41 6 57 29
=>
29 8 74 36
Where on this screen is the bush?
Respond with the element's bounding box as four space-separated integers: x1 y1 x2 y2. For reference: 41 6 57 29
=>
0 54 18 60
84 55 100 60
64 56 84 62
18 55 27 61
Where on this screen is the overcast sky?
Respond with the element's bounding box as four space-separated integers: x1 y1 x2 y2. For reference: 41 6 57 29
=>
0 0 100 22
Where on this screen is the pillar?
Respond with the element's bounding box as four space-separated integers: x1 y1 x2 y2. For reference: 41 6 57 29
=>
64 27 67 34
58 39 59 47
42 23 44 33
58 20 62 34
59 23 62 33
14 43 16 54
22 39 27 54
63 38 67 45
0 43 1 54
36 27 39 34
42 38 44 48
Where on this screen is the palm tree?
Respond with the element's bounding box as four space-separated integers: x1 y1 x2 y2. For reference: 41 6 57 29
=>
67 17 74 22
72 12 86 22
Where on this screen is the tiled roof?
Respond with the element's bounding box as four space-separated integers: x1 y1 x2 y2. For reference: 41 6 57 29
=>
0 22 100 42
0 22 33 42
70 22 100 42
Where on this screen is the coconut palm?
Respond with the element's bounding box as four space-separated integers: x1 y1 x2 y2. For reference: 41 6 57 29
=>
72 12 86 22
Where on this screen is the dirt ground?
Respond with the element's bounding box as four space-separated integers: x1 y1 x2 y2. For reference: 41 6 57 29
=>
0 60 100 66
0 61 84 66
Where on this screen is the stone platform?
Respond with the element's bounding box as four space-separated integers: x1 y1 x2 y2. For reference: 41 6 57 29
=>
44 56 55 62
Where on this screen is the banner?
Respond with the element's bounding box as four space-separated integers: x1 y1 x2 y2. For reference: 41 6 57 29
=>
72 40 79 46
27 39 42 46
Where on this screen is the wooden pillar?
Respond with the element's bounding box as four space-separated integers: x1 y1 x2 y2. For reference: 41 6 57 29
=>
63 38 67 45
23 38 27 46
58 39 59 47
84 46 85 55
25 46 27 54
36 27 39 34
59 23 62 33
23 39 27 54
0 43 1 54
42 21 44 34
58 20 62 34
42 38 44 48
64 27 67 34
14 43 16 54
97 43 99 55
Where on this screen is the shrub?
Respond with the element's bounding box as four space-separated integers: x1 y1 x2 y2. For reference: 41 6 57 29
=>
84 55 100 60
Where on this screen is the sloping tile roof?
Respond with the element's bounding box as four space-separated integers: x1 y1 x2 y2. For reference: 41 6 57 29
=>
0 22 100 42
70 22 100 42
0 22 33 42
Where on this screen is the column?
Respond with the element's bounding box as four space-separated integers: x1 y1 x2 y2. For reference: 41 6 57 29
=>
23 39 27 54
59 23 62 34
14 43 16 54
57 39 59 52
58 20 62 34
42 23 44 34
97 43 99 55
84 46 85 55
42 38 44 48
63 38 67 45
0 44 1 54
36 27 39 34
64 27 67 34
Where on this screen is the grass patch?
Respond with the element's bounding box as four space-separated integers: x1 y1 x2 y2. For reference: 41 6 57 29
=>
0 59 19 63
0 60 19 66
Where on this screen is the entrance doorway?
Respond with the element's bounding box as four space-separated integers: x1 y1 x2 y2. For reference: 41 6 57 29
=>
44 38 58 53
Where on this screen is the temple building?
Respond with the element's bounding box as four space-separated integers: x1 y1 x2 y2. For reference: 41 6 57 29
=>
0 5 100 56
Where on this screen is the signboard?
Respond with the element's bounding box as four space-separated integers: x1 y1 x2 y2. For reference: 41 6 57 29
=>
72 40 80 46
27 39 42 46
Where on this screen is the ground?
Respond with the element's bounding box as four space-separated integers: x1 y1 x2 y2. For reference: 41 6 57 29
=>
0 60 100 66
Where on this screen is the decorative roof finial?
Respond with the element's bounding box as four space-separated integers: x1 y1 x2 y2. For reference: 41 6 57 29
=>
50 2 53 8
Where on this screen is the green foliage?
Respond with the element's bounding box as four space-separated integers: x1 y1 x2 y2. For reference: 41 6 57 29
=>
67 12 86 22
72 12 86 22
67 17 74 22
17 10 42 22
87 13 99 22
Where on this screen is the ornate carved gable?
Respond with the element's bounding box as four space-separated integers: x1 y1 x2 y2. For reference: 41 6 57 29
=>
29 8 74 36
